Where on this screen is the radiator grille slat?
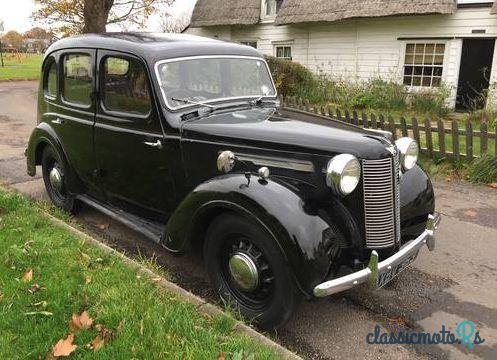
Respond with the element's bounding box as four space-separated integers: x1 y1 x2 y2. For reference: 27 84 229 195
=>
362 156 400 249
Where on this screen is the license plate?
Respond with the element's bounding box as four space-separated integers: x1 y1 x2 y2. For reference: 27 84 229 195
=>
377 250 419 288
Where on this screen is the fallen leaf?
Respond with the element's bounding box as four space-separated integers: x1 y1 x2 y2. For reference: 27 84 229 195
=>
69 311 93 332
217 353 226 360
89 334 105 351
28 284 42 294
94 324 115 342
52 334 77 357
97 223 109 230
22 269 33 282
488 183 497 189
24 311 53 317
464 209 477 218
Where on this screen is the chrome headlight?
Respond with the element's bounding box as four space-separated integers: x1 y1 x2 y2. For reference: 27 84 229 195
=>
395 137 418 171
326 154 361 196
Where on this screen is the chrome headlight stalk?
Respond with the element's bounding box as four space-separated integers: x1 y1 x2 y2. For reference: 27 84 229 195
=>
326 154 361 196
395 137 418 172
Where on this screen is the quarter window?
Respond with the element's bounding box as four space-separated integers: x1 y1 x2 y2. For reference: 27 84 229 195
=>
63 54 93 106
403 43 445 87
102 56 151 116
45 60 57 97
275 46 292 60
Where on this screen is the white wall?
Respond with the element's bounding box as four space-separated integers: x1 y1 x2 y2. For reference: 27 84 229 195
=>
188 7 497 108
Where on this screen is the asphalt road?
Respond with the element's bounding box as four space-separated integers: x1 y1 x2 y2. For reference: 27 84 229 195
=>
1 81 497 359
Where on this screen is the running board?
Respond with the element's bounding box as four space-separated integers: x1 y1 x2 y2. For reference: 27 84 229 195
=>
76 195 164 244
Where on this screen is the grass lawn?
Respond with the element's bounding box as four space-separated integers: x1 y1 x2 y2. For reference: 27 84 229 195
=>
0 188 277 359
0 53 43 80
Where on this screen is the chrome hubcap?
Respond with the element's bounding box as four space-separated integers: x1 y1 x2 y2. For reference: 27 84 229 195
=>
49 166 63 193
228 252 259 292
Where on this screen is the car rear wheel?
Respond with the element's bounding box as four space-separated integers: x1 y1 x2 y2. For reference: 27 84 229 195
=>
41 146 78 213
204 213 300 329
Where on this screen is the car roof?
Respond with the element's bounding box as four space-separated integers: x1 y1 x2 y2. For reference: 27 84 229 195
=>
45 32 262 64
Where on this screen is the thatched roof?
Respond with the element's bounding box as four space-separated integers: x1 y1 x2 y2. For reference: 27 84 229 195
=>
275 0 457 25
190 0 261 27
491 1 497 15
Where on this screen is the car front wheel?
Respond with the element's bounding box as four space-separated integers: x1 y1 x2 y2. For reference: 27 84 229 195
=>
41 146 78 213
204 213 300 329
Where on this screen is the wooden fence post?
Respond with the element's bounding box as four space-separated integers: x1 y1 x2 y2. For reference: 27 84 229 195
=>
361 112 368 128
424 118 433 157
378 114 385 130
400 117 408 137
466 120 473 161
345 110 351 124
452 120 459 161
388 116 396 140
437 119 446 157
352 111 359 126
481 122 488 155
371 113 377 129
412 118 420 146
336 109 342 120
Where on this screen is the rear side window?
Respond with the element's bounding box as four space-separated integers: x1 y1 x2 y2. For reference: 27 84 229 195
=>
45 60 57 97
102 56 151 116
63 54 93 106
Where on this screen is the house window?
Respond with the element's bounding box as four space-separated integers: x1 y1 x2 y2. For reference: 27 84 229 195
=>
275 45 292 60
240 41 257 49
403 43 445 87
262 0 283 19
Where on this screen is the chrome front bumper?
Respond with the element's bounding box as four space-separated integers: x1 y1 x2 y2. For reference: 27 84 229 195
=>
313 213 441 297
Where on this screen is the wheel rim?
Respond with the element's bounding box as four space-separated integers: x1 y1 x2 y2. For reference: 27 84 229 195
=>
46 159 66 201
220 237 275 311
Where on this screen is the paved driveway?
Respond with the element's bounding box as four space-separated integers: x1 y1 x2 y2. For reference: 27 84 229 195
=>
1 81 497 359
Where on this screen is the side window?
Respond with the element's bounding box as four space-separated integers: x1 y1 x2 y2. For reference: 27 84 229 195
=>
63 54 93 106
102 56 151 116
45 60 57 98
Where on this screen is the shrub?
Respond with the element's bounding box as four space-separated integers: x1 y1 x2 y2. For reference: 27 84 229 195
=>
408 85 451 118
264 56 315 98
468 154 497 183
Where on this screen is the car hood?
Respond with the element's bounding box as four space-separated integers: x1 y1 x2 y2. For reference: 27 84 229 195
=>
181 107 394 159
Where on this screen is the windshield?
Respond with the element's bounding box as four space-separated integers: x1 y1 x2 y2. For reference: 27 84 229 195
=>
155 56 277 110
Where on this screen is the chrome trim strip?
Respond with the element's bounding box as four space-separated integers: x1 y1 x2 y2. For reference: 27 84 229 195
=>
153 55 278 111
236 153 315 173
313 213 440 297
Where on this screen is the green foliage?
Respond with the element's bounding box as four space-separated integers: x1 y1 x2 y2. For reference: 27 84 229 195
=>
0 187 277 359
464 107 497 128
265 56 450 117
468 155 497 183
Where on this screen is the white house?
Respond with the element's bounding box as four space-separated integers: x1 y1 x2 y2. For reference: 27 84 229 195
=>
186 0 497 110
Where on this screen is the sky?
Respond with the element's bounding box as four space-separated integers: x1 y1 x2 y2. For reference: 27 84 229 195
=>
0 0 197 33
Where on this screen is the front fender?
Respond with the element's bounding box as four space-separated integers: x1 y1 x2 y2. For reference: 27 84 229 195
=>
164 173 356 297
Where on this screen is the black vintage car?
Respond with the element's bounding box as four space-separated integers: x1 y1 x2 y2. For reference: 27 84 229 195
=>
26 33 440 329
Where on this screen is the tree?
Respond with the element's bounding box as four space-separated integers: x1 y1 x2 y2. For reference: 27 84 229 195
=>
2 31 23 50
23 27 52 40
160 10 191 33
34 0 174 35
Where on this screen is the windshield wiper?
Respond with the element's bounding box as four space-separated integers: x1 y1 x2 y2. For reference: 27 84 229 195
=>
171 97 216 109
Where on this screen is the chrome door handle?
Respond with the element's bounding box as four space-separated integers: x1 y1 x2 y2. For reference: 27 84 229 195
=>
143 140 163 149
52 118 64 125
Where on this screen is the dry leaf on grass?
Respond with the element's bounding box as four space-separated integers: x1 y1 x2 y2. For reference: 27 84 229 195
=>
464 209 477 218
22 269 33 282
69 311 93 332
28 284 42 294
89 334 105 351
488 183 497 189
52 334 77 357
217 353 226 360
87 324 116 351
97 223 109 230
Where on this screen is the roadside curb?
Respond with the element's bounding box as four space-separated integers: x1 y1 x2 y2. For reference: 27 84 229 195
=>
44 212 302 360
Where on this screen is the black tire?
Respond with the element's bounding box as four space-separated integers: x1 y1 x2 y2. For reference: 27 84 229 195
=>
41 146 78 213
204 213 300 329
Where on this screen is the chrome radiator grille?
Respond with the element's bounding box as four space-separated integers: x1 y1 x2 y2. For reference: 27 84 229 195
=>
362 156 401 249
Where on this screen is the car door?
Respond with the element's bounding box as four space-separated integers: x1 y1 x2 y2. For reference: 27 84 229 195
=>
44 49 101 198
93 50 176 220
